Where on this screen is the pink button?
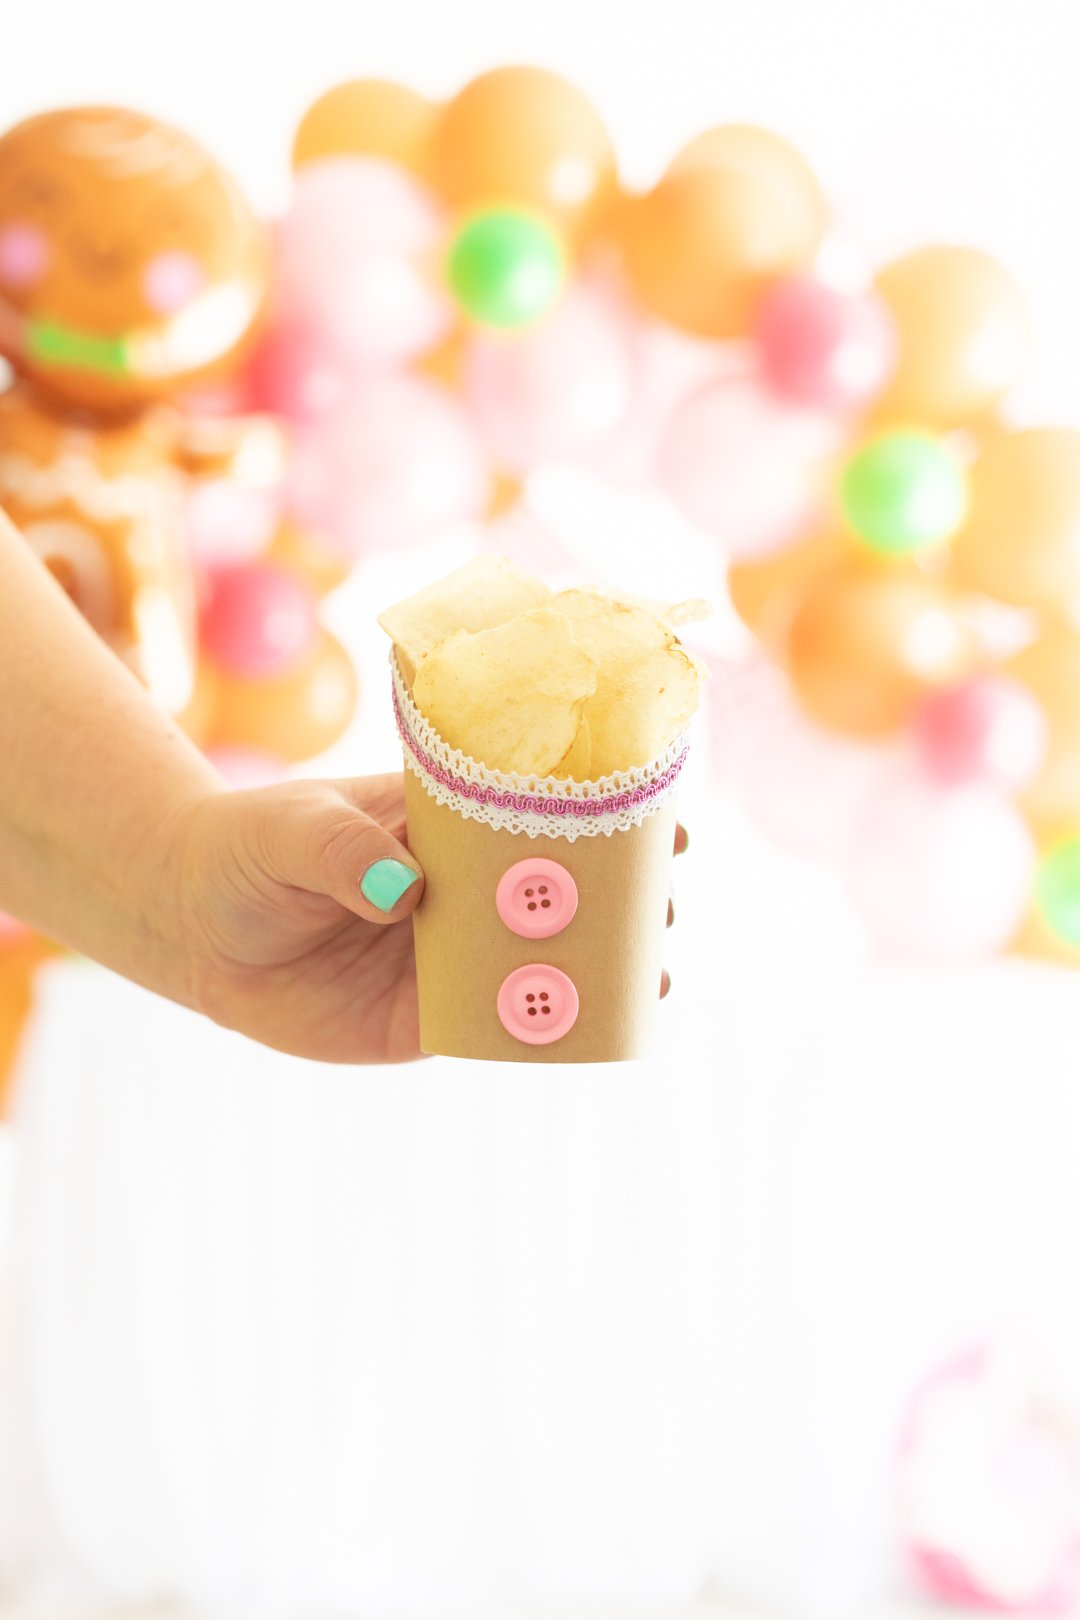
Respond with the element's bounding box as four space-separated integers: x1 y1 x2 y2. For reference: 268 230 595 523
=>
495 857 578 939
497 964 579 1046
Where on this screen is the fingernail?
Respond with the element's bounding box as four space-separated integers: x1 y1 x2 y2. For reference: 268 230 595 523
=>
360 858 419 913
660 969 671 999
666 898 675 928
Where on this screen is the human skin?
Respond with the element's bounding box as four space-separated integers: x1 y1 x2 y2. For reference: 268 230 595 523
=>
0 507 424 1064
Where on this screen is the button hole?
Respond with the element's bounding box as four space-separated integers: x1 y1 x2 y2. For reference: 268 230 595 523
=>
541 899 551 908
541 1006 551 1014
526 993 535 1002
527 1006 537 1016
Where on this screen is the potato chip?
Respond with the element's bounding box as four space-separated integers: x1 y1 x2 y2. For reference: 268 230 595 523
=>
548 591 702 773
379 556 550 687
412 608 598 776
608 590 712 628
552 715 592 781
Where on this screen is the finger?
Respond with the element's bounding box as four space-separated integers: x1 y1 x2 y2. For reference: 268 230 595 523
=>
260 786 424 925
660 969 671 999
674 823 689 857
666 897 674 929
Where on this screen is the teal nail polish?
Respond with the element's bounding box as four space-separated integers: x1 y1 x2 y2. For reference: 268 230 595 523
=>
360 858 419 913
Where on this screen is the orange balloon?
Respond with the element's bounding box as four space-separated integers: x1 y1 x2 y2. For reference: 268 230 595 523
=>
1011 902 1080 968
669 124 827 252
1006 628 1080 832
786 563 977 736
207 629 358 762
486 471 523 519
263 521 353 596
950 428 1080 612
872 246 1029 429
0 935 58 1118
432 66 616 238
417 325 468 389
292 80 438 175
619 159 823 339
728 530 847 655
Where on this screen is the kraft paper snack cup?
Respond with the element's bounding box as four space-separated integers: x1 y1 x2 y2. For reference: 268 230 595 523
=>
382 561 703 1064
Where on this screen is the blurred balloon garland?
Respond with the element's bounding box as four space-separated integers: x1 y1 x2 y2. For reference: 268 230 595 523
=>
2 67 1080 1108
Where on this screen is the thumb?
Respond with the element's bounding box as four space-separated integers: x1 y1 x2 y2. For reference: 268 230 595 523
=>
258 784 424 925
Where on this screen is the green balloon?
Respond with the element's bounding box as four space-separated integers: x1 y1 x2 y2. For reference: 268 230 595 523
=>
1035 837 1080 948
841 432 968 556
447 209 565 329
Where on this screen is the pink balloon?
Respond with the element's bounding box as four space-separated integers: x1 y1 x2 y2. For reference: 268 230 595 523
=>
756 275 896 411
464 280 636 472
914 676 1048 791
843 769 1034 961
185 479 281 567
732 678 895 860
899 1343 1080 1614
270 157 451 375
284 376 489 557
201 565 318 678
588 319 734 489
244 322 358 423
204 746 289 790
659 375 842 560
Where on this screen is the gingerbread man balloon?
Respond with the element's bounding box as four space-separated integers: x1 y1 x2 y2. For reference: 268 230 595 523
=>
0 106 268 709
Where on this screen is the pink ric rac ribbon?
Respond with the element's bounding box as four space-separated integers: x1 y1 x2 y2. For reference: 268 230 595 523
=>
392 682 688 819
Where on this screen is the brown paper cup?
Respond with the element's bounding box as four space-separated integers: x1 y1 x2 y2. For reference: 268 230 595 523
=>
393 656 688 1064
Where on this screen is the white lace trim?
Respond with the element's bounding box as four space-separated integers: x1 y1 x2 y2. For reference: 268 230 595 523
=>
392 653 688 840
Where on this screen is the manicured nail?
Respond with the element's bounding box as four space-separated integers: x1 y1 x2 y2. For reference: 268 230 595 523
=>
666 898 675 929
360 858 419 912
660 969 671 1000
674 822 689 856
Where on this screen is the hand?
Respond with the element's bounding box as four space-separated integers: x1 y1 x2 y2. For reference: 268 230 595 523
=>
173 773 424 1064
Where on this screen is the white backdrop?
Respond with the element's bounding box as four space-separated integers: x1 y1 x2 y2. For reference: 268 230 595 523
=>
2 1 1080 1615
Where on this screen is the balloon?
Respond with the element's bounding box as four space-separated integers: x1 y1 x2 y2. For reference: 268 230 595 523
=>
950 428 1080 611
0 962 33 1117
446 209 565 329
755 275 896 411
899 1343 1080 1613
619 159 824 339
206 629 358 762
659 375 842 558
668 124 828 251
284 376 488 557
292 80 437 174
264 520 354 595
844 770 1034 960
786 564 976 736
1006 629 1080 830
727 529 847 654
873 245 1029 428
737 690 894 861
914 677 1048 790
1034 837 1080 949
185 478 280 567
200 564 318 679
204 745 289 790
586 319 730 489
432 66 616 239
270 158 451 375
464 279 636 471
841 431 967 556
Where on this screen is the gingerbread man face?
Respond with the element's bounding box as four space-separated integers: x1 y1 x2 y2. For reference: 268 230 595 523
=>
0 107 268 411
